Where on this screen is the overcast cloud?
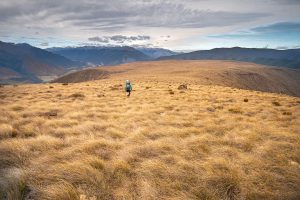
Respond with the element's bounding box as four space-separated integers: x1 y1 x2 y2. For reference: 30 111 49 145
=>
89 35 150 43
0 0 299 50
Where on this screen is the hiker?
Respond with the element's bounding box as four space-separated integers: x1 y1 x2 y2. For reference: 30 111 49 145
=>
125 80 132 97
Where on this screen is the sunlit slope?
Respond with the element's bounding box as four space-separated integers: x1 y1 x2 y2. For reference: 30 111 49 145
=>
53 60 300 97
0 76 299 199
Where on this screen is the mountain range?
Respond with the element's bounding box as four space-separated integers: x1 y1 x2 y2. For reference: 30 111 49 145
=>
0 41 83 83
47 46 151 66
158 47 300 69
0 41 300 84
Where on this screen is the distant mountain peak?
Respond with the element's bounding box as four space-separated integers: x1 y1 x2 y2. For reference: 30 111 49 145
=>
47 45 151 66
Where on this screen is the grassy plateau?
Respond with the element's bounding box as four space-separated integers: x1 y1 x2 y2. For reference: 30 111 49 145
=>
0 60 299 200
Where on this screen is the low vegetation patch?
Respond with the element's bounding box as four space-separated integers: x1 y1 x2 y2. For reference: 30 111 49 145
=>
207 107 215 112
178 84 188 90
97 94 105 97
282 111 292 115
43 110 58 118
0 124 13 139
168 89 175 95
69 93 85 98
11 105 24 111
272 101 281 106
228 107 243 114
110 84 122 90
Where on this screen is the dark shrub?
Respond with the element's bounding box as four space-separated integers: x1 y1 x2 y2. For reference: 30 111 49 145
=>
69 93 85 98
178 84 187 90
272 101 281 106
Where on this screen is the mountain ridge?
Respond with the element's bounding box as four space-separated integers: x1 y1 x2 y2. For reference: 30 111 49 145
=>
0 41 83 83
47 46 151 66
158 47 300 69
1 41 300 84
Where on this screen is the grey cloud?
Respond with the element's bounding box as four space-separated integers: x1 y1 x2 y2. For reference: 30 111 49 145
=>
40 42 49 46
277 45 300 49
129 3 268 28
276 46 289 50
110 35 150 42
21 36 38 40
0 1 61 21
209 22 300 38
88 37 110 43
251 22 300 32
88 35 150 43
0 0 269 31
273 0 300 4
131 43 155 48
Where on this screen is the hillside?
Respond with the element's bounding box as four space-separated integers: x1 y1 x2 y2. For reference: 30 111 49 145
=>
52 68 109 83
47 46 150 66
0 69 299 199
0 41 83 83
158 47 300 69
52 60 300 97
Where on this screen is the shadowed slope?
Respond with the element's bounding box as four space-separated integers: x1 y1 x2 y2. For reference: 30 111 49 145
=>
0 41 83 83
52 68 109 83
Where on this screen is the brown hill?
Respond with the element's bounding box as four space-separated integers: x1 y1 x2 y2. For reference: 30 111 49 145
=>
52 60 300 97
52 68 109 83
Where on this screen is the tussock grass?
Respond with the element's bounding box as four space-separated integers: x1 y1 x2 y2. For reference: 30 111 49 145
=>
0 77 299 199
0 124 13 139
272 101 281 106
69 93 85 98
228 108 243 114
178 84 188 90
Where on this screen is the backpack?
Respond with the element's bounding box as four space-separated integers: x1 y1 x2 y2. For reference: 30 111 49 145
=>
125 83 131 91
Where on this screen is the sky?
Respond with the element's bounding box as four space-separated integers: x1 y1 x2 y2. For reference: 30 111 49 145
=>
0 0 300 50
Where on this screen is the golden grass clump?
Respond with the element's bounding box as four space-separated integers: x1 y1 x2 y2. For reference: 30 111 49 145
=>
0 124 13 139
69 92 85 98
0 68 299 199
